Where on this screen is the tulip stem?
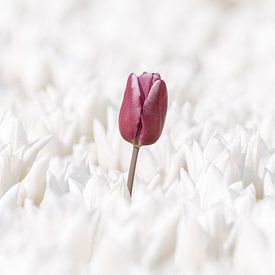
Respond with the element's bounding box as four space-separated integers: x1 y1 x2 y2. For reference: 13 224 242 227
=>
127 145 140 197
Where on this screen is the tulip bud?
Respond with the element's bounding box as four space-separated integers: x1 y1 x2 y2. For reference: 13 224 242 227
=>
119 72 168 146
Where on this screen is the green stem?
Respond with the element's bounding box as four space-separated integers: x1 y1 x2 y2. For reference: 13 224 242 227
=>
127 145 140 197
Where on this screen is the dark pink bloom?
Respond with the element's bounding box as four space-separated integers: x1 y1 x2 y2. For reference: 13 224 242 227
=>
119 72 168 146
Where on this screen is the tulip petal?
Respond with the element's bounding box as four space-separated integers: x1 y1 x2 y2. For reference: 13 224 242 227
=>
119 73 142 144
138 72 161 99
139 80 168 145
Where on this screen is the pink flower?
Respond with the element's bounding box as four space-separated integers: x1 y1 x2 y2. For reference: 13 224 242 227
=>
119 72 168 146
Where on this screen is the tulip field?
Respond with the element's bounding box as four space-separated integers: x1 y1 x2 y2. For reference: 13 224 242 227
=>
0 0 275 274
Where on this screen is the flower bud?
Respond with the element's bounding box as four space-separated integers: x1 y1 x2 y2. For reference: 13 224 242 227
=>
119 72 168 146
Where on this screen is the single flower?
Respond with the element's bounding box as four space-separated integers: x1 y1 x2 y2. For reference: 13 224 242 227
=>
119 72 168 146
118 72 168 196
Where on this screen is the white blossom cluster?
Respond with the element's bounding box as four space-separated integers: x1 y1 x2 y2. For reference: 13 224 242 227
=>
0 0 275 274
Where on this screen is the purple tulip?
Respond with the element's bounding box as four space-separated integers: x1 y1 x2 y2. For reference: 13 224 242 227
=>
119 72 168 146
